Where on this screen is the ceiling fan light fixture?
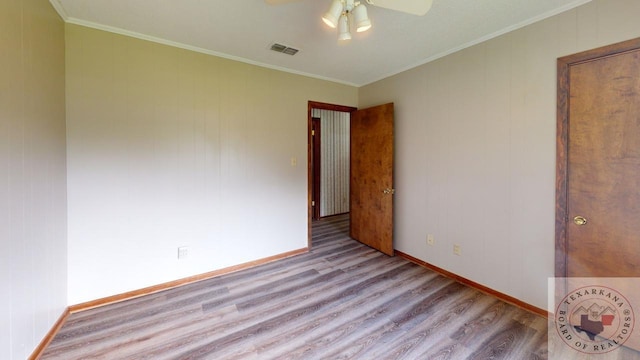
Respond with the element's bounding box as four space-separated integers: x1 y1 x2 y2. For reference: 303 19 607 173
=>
344 0 355 12
352 3 371 32
322 0 343 28
337 14 351 41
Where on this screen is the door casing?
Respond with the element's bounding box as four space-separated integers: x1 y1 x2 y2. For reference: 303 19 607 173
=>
307 101 357 247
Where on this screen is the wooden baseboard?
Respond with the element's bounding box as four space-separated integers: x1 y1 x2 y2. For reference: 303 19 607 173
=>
31 247 542 359
31 248 308 358
69 247 309 313
29 307 71 360
395 250 548 318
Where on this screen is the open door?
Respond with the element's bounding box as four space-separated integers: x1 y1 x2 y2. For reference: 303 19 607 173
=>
350 103 394 256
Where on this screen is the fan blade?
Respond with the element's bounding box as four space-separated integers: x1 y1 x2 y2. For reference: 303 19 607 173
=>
265 0 302 5
366 0 433 16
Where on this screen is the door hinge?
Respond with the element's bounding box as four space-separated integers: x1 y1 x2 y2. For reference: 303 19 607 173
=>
312 200 315 206
312 129 315 136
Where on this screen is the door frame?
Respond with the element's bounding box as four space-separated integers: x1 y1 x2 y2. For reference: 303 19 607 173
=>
555 37 640 277
307 101 357 247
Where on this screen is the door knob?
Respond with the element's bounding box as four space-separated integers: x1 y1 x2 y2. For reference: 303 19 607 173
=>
573 216 588 226
383 188 395 195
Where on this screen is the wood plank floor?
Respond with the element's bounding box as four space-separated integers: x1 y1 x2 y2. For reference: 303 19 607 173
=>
42 214 551 359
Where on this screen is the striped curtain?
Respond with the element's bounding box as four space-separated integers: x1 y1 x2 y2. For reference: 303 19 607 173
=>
312 109 350 217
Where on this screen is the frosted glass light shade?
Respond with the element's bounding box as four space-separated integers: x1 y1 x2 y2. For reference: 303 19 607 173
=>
352 4 371 32
322 0 343 28
337 14 351 41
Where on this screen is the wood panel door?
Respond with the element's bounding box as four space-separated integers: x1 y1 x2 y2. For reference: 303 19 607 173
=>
350 103 394 256
557 38 640 278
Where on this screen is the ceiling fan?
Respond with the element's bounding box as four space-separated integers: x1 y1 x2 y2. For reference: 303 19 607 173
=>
266 0 434 41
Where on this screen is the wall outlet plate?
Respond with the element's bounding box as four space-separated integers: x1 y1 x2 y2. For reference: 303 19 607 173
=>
178 246 189 259
427 234 435 246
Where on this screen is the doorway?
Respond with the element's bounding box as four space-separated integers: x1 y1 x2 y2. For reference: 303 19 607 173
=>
555 38 640 354
307 101 356 246
307 101 395 256
555 37 640 278
310 109 352 220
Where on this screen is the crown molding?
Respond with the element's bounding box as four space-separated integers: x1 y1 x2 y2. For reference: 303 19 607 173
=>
362 0 593 86
46 1 359 88
48 0 68 21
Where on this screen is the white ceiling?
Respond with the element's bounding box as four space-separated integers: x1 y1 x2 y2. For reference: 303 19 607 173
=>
51 0 590 86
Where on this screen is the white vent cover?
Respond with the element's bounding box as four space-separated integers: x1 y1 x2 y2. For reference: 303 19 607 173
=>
270 43 299 55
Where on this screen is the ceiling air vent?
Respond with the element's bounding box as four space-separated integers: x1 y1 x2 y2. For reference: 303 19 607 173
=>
270 43 299 56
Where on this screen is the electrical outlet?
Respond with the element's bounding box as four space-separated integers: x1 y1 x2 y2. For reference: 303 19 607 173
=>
453 244 461 256
178 246 189 259
427 234 435 246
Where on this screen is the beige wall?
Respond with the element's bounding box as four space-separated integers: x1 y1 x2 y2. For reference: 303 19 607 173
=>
65 24 358 304
359 0 640 309
0 1 67 359
9 2 639 353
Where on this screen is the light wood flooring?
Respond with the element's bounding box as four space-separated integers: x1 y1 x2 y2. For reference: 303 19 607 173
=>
42 214 551 359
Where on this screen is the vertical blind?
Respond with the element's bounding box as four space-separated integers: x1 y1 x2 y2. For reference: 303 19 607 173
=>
312 109 350 217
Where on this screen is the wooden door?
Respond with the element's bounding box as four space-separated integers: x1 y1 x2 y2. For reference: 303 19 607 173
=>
556 38 640 278
350 103 394 256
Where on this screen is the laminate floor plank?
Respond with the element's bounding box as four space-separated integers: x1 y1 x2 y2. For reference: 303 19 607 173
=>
46 213 633 359
253 267 443 359
183 263 422 359
360 290 492 360
127 263 415 358
268 276 453 360
54 285 231 345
